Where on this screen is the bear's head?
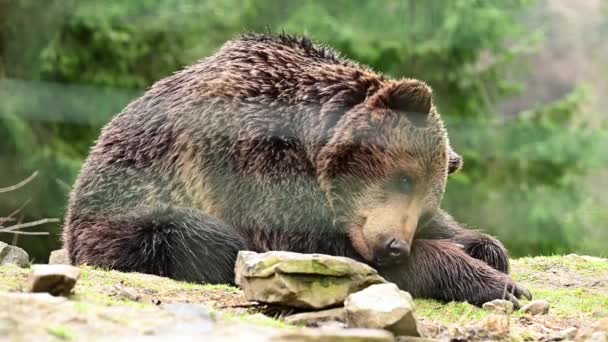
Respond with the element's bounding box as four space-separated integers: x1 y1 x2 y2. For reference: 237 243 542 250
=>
317 79 461 266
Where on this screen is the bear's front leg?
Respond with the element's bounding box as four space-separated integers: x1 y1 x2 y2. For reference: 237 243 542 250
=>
418 209 510 273
378 239 531 307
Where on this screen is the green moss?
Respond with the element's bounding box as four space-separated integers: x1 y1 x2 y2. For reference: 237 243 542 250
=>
46 325 75 340
414 299 488 323
525 287 608 317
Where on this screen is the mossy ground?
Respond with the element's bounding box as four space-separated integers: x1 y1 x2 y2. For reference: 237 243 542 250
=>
1 254 606 341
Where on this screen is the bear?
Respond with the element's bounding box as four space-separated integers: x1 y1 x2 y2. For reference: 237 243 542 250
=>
63 33 531 307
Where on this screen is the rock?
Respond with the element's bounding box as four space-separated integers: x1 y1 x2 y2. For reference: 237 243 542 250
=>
521 300 550 315
595 318 608 333
235 251 386 309
0 241 29 267
344 283 420 337
484 314 510 338
285 308 346 326
111 284 141 301
28 264 81 296
276 327 394 342
49 249 70 265
587 332 608 342
158 303 215 336
577 319 608 342
482 299 514 315
547 327 577 341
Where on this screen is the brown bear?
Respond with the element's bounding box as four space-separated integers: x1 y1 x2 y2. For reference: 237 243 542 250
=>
63 33 530 307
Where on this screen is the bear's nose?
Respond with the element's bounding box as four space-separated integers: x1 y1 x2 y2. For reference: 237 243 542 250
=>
385 238 410 258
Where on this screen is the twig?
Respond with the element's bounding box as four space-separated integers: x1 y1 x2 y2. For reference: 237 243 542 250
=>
0 171 38 193
0 218 59 232
2 230 50 236
0 198 31 225
0 171 55 238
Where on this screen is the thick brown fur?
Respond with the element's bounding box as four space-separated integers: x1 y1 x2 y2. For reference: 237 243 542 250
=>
63 33 530 307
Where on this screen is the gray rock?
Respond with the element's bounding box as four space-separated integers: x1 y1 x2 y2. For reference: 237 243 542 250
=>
285 307 346 326
521 300 550 315
576 318 608 341
0 241 29 267
595 318 608 333
276 327 394 342
111 284 142 301
587 332 608 342
28 264 81 296
49 249 70 265
482 299 514 315
344 283 420 337
235 251 386 309
158 303 214 336
547 327 577 341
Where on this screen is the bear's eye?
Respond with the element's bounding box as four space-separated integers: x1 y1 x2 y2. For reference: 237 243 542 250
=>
392 174 415 193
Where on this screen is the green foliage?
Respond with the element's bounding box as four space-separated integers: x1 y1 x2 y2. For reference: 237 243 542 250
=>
445 87 608 256
0 0 605 259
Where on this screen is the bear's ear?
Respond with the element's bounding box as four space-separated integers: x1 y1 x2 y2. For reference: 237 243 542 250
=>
370 79 432 127
448 148 463 175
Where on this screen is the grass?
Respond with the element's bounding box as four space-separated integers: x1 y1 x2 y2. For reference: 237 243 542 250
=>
46 325 75 340
1 253 607 340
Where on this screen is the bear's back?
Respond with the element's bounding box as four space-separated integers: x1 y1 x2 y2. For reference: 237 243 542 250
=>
66 34 386 234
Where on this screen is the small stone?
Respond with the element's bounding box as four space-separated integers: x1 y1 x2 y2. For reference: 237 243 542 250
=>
482 299 514 315
49 249 70 265
28 264 81 296
0 241 29 267
577 318 608 341
547 327 577 341
285 308 346 326
595 318 608 333
111 285 141 301
521 300 550 315
484 314 510 337
235 251 386 309
345 283 420 337
593 332 608 342
276 327 394 342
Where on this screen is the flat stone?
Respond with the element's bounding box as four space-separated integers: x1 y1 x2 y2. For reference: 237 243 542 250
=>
0 241 29 267
28 264 81 296
285 308 346 326
49 249 70 265
344 283 420 337
521 300 550 315
235 251 386 309
276 327 394 342
482 299 514 315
